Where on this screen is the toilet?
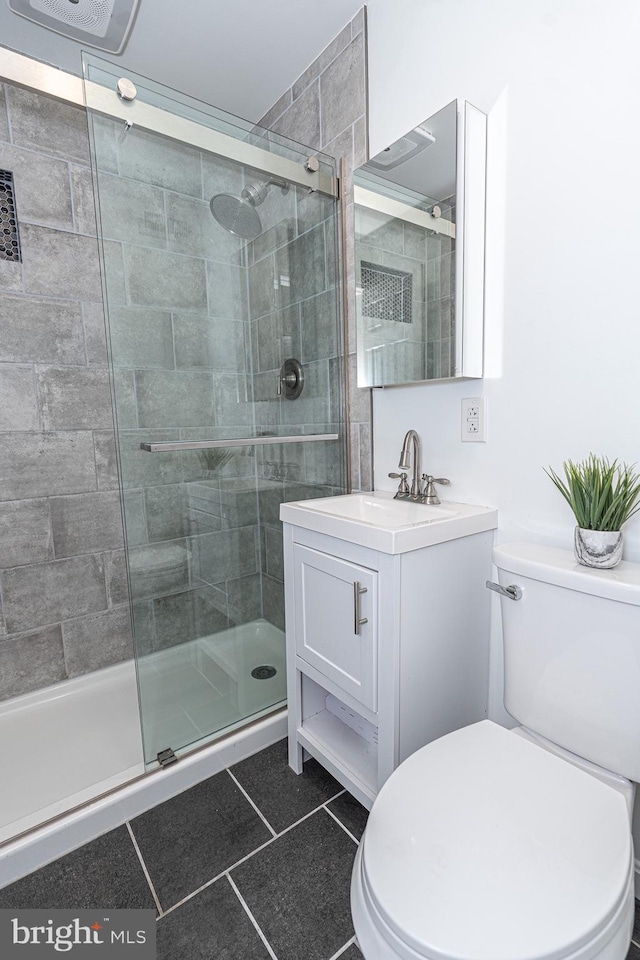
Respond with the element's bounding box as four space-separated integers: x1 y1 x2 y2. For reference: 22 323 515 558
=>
351 541 640 960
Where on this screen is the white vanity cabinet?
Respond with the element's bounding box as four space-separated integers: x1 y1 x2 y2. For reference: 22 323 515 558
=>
281 494 498 809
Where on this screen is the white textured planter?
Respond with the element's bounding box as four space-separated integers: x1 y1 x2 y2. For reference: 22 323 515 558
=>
574 526 623 568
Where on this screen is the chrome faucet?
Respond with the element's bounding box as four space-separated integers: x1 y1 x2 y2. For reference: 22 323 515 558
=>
399 429 421 499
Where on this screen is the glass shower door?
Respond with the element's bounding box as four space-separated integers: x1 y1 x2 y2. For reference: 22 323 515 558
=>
84 57 345 767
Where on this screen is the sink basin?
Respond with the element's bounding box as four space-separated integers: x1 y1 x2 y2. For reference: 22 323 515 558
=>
297 493 458 528
280 491 498 554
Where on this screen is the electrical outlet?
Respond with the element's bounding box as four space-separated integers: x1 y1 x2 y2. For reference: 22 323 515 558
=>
462 397 487 442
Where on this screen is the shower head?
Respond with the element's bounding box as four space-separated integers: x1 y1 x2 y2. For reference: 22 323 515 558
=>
210 193 263 240
210 177 289 240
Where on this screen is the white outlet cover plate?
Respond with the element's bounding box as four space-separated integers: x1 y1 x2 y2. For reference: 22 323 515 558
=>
462 396 487 442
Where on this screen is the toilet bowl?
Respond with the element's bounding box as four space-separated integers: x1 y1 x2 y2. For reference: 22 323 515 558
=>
351 721 635 960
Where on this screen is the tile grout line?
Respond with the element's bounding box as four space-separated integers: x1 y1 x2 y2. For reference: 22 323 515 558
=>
157 789 350 919
226 768 277 838
157 834 280 920
328 935 358 960
323 804 360 846
125 821 164 917
226 873 280 960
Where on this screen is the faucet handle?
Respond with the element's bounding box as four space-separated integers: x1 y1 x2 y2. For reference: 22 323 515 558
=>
389 472 410 497
421 475 450 505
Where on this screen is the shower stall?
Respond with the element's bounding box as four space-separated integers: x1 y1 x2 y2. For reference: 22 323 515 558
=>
0 51 345 856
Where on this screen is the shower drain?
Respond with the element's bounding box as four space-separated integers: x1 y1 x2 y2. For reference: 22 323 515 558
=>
251 665 277 680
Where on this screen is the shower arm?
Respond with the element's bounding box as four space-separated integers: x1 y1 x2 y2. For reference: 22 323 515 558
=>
241 177 289 206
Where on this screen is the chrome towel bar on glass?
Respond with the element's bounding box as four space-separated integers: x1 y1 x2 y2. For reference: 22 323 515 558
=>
139 433 338 452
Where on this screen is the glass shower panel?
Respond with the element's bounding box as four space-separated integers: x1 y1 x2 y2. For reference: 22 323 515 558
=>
84 57 345 768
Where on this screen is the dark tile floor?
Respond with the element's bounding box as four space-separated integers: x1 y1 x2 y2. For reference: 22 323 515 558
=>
0 739 365 960
0 736 638 960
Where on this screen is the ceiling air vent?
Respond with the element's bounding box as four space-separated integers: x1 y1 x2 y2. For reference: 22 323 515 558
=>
7 0 140 54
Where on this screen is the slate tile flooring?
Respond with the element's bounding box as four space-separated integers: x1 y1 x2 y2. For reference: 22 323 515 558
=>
0 738 365 960
0 735 639 960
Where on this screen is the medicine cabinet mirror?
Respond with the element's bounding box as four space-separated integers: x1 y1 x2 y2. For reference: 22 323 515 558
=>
354 99 487 387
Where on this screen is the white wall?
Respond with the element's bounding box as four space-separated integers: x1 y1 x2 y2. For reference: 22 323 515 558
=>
366 0 640 698
366 0 640 873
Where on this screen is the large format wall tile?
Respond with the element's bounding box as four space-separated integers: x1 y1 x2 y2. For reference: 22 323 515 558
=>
106 550 130 606
81 301 108 365
0 499 53 569
62 606 133 676
206 259 248 320
320 36 367 151
37 366 113 430
266 80 321 152
97 172 167 248
166 192 236 261
0 142 73 231
21 224 102 301
6 87 90 164
0 626 66 699
190 527 258 586
69 164 98 236
0 432 97 500
108 305 175 370
135 369 215 429
117 126 202 198
173 314 245 372
125 246 207 310
50 491 124 558
93 430 119 491
1 555 107 634
0 295 85 364
0 364 40 430
0 260 23 292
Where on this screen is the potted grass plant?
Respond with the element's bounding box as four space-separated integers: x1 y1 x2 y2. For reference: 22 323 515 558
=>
545 454 640 568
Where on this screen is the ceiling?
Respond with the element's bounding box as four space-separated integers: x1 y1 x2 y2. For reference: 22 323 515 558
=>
0 0 364 122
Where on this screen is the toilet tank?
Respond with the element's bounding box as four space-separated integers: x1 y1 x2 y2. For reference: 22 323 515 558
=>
494 542 640 783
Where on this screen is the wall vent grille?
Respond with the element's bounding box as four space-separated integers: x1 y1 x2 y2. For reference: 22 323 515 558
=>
0 171 22 263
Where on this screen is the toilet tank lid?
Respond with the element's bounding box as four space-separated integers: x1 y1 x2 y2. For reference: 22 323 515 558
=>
493 541 640 605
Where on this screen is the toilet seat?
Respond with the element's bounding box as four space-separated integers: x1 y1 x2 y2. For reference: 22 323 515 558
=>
355 721 633 960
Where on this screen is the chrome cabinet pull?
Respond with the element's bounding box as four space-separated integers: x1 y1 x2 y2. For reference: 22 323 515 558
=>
486 580 522 601
353 581 368 634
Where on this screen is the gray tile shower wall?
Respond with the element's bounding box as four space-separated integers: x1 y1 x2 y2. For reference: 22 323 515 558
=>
0 83 131 701
0 82 272 695
257 6 371 492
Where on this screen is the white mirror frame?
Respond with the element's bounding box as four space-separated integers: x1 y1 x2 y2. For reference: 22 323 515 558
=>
354 99 487 386
456 100 487 380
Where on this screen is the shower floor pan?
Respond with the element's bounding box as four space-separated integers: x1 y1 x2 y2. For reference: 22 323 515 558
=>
0 619 285 847
138 618 287 763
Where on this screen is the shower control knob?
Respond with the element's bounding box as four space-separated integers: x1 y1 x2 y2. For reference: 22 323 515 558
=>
116 78 137 102
305 156 320 173
278 358 305 400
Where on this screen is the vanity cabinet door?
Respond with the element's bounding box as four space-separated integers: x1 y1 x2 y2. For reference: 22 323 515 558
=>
292 543 378 710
